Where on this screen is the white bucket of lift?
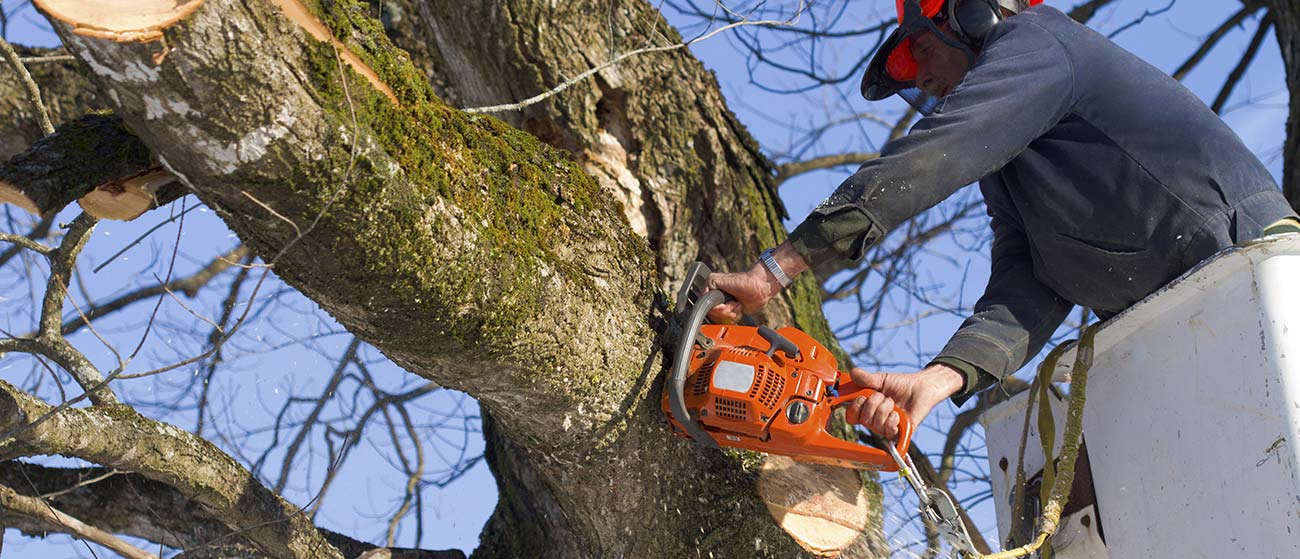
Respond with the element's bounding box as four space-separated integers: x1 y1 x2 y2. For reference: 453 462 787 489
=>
981 233 1300 558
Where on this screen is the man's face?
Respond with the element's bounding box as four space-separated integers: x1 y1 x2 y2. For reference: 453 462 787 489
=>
909 25 973 98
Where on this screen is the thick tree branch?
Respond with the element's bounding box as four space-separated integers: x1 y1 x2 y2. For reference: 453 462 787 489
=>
0 381 343 559
43 0 864 556
0 461 466 559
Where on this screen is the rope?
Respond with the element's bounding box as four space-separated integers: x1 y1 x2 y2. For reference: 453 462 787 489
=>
976 325 1098 559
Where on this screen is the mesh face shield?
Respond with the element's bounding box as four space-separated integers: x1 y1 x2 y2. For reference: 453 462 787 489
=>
861 0 976 115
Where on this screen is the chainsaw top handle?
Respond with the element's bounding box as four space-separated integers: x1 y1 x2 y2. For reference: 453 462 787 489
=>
828 382 914 460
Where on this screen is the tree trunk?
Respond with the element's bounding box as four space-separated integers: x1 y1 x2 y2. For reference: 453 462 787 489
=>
1267 0 1300 210
41 1 881 557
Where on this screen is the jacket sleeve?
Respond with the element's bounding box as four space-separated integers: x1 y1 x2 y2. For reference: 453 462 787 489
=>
937 213 1073 404
787 16 1076 266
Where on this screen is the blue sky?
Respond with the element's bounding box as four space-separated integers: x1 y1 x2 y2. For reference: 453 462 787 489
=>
0 0 1288 556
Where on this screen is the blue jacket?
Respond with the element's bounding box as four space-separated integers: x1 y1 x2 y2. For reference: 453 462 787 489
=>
786 5 1297 398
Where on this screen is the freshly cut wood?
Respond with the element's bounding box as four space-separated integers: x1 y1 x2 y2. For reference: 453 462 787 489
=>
34 0 205 43
78 166 175 220
0 180 40 214
758 456 874 558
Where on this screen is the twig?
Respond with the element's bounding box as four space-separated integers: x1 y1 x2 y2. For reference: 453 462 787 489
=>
1066 0 1118 24
92 202 200 273
0 34 54 135
19 54 74 64
59 245 249 335
39 469 121 500
0 482 161 559
1106 0 1177 39
0 214 55 268
463 4 808 114
0 231 53 255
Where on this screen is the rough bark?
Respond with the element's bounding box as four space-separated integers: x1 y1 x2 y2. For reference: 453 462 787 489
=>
36 0 873 557
371 2 880 553
1266 0 1300 210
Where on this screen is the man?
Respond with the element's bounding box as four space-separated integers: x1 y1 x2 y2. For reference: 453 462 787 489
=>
707 0 1300 441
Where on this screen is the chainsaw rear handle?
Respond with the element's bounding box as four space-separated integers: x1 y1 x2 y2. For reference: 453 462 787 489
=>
828 383 914 461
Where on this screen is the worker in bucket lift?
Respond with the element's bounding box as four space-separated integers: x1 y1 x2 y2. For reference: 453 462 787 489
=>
707 0 1300 440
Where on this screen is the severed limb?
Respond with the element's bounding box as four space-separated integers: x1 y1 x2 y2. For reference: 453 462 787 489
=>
0 113 183 220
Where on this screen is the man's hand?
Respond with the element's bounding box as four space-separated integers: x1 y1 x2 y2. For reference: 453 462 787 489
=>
843 363 966 440
706 242 809 323
704 265 781 323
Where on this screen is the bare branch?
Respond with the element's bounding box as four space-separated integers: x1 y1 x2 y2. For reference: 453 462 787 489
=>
271 337 361 494
1106 0 1177 39
18 54 75 64
58 245 250 336
774 152 878 186
0 229 52 255
1212 13 1274 114
9 212 123 405
0 213 54 267
1067 0 1118 24
1172 2 1264 81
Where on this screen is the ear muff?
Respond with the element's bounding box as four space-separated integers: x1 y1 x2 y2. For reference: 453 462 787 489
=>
947 0 1002 44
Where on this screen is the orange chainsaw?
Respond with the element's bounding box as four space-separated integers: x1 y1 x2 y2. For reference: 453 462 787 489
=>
660 262 912 471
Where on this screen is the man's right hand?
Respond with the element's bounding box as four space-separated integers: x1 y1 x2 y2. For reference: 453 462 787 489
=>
843 364 966 440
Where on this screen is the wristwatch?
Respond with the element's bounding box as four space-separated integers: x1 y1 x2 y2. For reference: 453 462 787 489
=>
760 248 792 288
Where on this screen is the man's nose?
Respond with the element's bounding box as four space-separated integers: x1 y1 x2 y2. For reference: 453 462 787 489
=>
917 73 936 95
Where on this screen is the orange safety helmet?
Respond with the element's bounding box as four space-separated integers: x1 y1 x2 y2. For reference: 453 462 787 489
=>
862 0 1043 113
